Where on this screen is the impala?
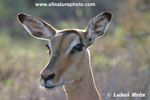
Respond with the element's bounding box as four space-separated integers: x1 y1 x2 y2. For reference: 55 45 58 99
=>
17 11 112 100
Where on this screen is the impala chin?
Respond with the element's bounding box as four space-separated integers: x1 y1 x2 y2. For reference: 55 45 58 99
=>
40 78 62 90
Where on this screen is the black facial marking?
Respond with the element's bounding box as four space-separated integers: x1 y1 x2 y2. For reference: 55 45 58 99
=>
60 30 78 36
45 44 51 54
45 44 49 49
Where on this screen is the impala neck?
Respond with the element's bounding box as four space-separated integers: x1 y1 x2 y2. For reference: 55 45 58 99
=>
64 50 101 100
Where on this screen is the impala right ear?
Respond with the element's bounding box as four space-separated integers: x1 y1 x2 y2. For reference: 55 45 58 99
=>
84 12 112 47
17 13 56 40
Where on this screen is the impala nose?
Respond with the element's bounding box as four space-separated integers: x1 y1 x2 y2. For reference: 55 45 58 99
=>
41 73 55 81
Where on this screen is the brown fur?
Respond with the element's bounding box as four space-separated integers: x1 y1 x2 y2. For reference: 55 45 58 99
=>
64 49 101 100
94 25 103 30
17 12 112 100
26 17 39 24
95 17 105 25
43 31 101 100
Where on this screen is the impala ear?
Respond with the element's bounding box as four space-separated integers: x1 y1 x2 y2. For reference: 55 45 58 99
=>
17 13 56 40
84 12 112 47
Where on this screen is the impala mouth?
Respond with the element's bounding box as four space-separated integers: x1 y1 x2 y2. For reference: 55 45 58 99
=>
40 79 61 90
44 85 59 89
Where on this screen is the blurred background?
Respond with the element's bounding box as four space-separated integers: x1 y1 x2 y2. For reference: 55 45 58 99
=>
0 0 150 100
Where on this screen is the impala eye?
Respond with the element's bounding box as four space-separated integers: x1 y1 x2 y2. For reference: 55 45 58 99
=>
45 44 51 54
71 44 84 54
74 44 83 51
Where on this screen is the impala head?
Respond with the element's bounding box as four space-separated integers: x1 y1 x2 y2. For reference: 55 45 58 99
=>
17 12 112 89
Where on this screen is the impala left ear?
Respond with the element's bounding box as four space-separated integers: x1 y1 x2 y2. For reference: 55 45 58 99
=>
84 12 112 47
17 13 56 40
